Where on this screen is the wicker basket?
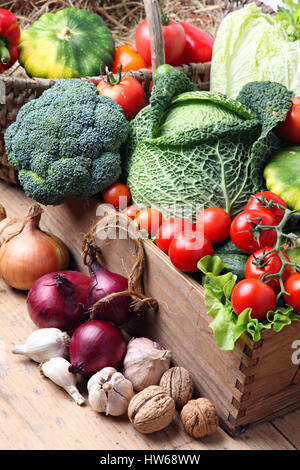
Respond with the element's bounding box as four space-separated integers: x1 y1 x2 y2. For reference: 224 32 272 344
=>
0 0 274 187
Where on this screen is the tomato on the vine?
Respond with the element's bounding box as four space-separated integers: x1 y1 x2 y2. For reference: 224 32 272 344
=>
135 18 186 65
97 68 146 121
244 191 287 225
102 182 131 210
276 97 300 144
244 247 292 293
122 205 140 220
284 273 300 314
168 230 213 273
230 209 277 254
155 218 196 254
111 45 147 73
231 279 276 321
196 207 231 243
134 208 164 237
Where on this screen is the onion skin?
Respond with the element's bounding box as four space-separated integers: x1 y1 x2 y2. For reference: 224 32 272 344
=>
69 320 127 375
27 271 90 334
0 205 69 290
86 245 131 325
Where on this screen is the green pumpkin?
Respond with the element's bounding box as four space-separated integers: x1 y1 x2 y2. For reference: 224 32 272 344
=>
18 8 115 79
264 145 300 211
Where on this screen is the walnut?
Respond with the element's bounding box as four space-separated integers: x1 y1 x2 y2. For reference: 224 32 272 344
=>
128 385 175 434
159 366 194 407
180 398 219 438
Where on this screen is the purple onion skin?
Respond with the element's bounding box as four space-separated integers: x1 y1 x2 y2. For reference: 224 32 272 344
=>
68 320 127 375
87 251 131 325
27 271 90 334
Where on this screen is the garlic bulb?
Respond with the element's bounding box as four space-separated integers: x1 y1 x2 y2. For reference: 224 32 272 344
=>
87 367 133 416
40 357 85 405
12 328 70 363
123 337 171 392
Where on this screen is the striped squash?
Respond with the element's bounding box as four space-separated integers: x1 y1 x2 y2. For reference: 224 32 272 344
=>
18 8 115 79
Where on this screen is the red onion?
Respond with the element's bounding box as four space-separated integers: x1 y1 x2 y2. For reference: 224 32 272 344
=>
27 271 90 334
68 320 126 375
86 245 131 325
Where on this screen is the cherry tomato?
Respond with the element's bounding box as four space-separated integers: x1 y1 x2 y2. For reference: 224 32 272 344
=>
172 22 214 66
168 230 213 272
284 273 300 314
230 209 277 254
135 18 186 65
155 218 196 254
111 45 147 73
231 279 276 321
102 183 131 210
122 205 140 220
276 97 300 144
135 208 164 237
196 207 231 243
244 191 287 225
97 74 146 121
245 247 292 293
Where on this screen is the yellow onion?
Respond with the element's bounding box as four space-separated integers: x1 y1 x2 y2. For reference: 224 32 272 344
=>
0 217 24 245
0 203 6 221
0 204 69 290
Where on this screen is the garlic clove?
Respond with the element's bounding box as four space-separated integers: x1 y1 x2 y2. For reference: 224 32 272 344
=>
88 368 134 416
40 357 85 406
12 328 70 363
123 337 171 391
88 387 108 413
87 367 116 393
106 388 129 417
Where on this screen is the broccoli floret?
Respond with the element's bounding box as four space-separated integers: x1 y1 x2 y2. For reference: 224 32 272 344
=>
4 79 129 205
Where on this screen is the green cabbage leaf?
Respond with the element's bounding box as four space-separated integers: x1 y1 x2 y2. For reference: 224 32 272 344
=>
210 2 300 98
125 73 292 219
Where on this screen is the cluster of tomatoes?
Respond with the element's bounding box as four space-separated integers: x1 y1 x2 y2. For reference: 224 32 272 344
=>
102 183 300 322
96 18 214 122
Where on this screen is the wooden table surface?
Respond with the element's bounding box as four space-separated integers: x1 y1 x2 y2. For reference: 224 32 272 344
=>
0 181 299 451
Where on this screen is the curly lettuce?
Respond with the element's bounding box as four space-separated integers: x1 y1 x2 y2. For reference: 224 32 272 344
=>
197 255 300 350
210 2 300 98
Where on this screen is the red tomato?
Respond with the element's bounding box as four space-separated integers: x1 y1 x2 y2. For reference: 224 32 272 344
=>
276 97 300 144
172 22 214 66
245 248 292 293
111 45 147 73
122 205 140 220
97 75 146 121
102 183 131 210
135 18 186 65
196 207 231 243
284 273 300 314
231 279 276 321
155 218 196 254
244 191 287 225
135 208 164 237
168 230 213 272
230 209 277 254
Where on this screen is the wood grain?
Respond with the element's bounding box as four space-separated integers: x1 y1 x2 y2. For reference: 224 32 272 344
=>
0 181 298 450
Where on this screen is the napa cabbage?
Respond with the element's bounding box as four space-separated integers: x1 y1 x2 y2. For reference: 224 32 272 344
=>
210 2 300 99
125 68 293 220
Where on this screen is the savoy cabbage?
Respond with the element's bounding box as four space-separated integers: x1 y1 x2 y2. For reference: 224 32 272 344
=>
125 70 293 220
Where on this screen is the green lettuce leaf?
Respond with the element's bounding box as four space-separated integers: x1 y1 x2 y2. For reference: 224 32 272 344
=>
210 2 300 98
197 255 300 350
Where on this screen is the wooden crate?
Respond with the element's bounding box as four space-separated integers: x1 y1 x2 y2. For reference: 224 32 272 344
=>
26 197 300 437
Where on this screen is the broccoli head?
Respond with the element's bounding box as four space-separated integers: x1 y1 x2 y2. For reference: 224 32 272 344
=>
4 79 129 205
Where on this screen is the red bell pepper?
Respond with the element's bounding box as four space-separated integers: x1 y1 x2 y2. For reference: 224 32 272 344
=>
173 22 214 65
0 9 20 73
